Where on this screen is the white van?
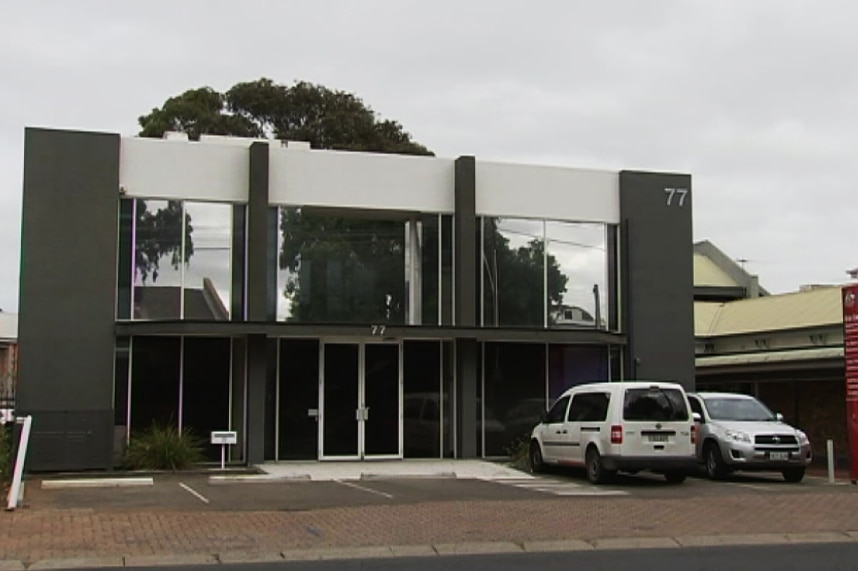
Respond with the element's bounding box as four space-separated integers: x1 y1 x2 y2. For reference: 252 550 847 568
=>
529 381 698 484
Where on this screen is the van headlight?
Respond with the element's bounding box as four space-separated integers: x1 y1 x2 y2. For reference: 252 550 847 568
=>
797 430 810 446
725 429 751 443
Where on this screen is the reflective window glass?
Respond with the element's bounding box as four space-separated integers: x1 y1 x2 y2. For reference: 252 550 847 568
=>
183 203 232 320
546 221 608 329
133 200 184 319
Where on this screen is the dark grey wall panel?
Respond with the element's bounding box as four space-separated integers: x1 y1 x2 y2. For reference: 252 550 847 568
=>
18 128 120 470
454 157 476 327
456 338 478 458
619 171 695 389
247 142 269 322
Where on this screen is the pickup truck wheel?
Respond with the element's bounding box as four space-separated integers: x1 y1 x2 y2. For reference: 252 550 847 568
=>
705 442 727 480
530 441 545 474
782 467 805 483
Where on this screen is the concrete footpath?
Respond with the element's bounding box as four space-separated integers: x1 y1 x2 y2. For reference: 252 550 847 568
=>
2 469 858 568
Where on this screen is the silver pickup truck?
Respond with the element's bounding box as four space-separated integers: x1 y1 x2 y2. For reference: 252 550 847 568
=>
687 392 812 483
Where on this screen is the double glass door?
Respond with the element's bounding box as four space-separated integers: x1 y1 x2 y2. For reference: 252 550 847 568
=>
321 342 401 459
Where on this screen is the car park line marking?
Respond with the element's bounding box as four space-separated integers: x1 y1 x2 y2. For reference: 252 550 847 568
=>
179 482 210 504
491 478 628 497
334 479 394 499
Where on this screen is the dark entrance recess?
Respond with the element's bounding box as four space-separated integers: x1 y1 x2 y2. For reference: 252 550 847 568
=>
182 337 231 461
404 341 442 458
278 339 320 460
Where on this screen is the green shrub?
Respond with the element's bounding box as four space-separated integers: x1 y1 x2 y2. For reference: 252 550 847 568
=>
0 424 11 482
506 434 532 472
125 422 204 471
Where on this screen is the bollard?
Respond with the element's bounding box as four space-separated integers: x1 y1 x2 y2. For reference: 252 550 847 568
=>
827 439 835 484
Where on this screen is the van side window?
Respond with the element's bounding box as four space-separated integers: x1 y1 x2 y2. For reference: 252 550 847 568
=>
546 395 571 424
567 392 610 422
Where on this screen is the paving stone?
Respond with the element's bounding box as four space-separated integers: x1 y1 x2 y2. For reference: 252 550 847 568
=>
591 537 680 550
675 534 789 547
523 539 594 552
433 541 523 555
0 561 25 571
28 558 123 570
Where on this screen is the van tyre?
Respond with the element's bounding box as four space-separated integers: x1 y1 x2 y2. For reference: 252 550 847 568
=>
782 467 805 483
705 441 727 480
530 441 545 474
586 447 609 485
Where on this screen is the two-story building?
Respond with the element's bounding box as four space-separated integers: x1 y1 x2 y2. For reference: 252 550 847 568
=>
16 127 694 471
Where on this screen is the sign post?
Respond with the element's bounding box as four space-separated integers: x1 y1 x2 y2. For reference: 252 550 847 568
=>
210 431 237 471
842 285 858 483
6 415 32 511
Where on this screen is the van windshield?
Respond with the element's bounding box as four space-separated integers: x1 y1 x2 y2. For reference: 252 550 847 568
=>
623 388 689 421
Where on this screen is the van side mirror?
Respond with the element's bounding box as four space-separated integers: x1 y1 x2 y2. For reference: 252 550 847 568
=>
692 412 702 423
776 413 784 422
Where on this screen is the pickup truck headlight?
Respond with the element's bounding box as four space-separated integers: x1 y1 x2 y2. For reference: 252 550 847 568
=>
796 430 810 446
725 429 751 443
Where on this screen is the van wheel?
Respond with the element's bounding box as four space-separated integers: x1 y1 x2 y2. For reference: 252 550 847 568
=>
530 441 545 474
664 471 687 484
782 468 805 483
586 448 607 485
705 442 727 480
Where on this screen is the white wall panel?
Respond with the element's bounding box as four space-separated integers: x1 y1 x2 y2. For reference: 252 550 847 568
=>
475 162 619 223
120 137 249 202
270 148 455 213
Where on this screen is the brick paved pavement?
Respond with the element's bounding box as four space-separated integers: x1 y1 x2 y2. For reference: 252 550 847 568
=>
3 486 858 564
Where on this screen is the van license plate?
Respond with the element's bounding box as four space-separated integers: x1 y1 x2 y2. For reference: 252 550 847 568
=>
770 452 789 461
648 434 669 442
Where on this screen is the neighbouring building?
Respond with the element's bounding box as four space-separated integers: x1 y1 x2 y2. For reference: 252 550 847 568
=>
17 127 694 471
694 241 847 465
0 311 17 403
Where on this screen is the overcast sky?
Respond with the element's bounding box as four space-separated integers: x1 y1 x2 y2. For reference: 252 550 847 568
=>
2 0 857 313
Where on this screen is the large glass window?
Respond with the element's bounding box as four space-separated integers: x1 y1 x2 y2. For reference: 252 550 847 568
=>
546 221 608 329
404 341 441 458
478 218 617 330
482 218 545 327
482 342 547 457
129 336 181 432
126 199 233 320
182 337 231 460
548 344 609 401
276 208 452 325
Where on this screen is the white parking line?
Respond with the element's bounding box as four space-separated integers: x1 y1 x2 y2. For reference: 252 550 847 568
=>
334 479 394 499
179 482 210 504
726 482 775 492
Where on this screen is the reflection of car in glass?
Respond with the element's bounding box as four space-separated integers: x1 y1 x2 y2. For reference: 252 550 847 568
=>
687 392 812 483
530 381 697 484
403 393 505 456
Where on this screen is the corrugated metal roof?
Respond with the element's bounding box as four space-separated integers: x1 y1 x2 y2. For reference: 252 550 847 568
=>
694 253 740 287
0 313 17 341
695 286 843 337
696 346 843 367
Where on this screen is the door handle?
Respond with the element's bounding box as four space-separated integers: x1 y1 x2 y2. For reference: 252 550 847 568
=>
364 407 370 420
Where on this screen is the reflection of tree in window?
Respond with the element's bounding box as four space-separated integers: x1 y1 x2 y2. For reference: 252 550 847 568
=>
135 200 193 284
279 209 406 323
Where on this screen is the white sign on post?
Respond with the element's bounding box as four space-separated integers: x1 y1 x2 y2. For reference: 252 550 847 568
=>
211 431 237 470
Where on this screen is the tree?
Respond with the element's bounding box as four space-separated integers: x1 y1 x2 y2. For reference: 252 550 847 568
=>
136 78 567 322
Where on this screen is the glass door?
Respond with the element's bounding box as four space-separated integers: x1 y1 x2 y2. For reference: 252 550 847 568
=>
321 343 360 458
363 343 401 458
320 341 402 459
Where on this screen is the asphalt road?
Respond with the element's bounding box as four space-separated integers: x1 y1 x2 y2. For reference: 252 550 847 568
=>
117 543 858 571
